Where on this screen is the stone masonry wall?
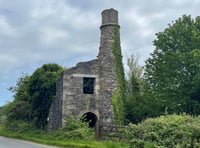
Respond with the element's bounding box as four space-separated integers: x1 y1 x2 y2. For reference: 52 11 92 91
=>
61 59 100 126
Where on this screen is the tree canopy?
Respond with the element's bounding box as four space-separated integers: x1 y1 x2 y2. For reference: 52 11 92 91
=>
5 63 64 129
144 15 200 114
29 63 64 129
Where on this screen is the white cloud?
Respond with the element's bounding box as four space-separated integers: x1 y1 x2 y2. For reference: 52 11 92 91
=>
0 15 16 37
40 27 69 45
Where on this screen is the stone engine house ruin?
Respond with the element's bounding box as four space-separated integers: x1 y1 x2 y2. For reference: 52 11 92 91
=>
48 8 122 130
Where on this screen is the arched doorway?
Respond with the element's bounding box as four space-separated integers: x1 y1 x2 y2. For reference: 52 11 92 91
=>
81 112 98 128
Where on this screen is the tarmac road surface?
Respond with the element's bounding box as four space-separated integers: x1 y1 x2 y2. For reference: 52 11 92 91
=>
0 136 59 148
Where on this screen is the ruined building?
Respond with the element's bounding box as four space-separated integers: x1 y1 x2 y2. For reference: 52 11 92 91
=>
48 8 123 130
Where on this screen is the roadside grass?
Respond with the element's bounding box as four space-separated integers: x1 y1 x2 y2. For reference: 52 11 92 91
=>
0 125 128 148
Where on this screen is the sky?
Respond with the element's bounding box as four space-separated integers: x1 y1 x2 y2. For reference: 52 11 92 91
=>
1 0 200 106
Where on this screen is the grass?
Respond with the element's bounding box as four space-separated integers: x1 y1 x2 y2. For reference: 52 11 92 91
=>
0 125 128 148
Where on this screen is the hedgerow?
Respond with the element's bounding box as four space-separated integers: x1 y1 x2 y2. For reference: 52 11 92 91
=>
126 114 200 148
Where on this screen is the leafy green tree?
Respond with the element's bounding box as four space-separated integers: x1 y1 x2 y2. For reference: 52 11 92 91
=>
124 54 161 123
144 15 200 114
4 64 63 130
7 74 32 122
9 73 30 102
126 54 143 95
28 63 63 129
125 54 141 123
0 105 9 125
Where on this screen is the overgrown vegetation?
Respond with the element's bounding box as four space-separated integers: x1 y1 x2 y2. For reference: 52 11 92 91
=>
29 64 64 129
126 114 200 148
144 15 200 115
112 26 126 125
125 15 200 124
5 63 64 130
0 117 128 148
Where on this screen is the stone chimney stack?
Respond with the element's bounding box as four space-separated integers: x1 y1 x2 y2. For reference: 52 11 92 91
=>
98 8 120 59
101 8 119 27
98 8 121 125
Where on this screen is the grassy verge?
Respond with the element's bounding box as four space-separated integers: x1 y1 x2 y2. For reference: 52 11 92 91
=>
0 125 128 148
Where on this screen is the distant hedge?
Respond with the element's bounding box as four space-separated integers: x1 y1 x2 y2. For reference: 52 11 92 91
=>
126 114 200 148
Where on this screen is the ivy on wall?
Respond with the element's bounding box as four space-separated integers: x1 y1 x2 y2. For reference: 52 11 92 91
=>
112 26 126 125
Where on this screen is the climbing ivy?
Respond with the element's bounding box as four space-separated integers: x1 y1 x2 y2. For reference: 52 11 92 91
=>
112 26 126 125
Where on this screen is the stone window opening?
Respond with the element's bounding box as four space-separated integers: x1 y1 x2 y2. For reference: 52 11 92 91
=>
83 77 95 94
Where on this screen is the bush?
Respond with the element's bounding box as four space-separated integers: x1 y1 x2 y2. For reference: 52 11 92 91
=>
52 117 95 140
4 120 34 133
126 114 200 148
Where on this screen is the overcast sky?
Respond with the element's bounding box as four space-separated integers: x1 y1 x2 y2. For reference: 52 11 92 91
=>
1 0 200 106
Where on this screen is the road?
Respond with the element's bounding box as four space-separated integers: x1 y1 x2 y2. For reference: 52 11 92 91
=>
0 136 59 148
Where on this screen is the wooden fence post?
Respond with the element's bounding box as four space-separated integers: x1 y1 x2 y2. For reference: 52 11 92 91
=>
95 121 101 140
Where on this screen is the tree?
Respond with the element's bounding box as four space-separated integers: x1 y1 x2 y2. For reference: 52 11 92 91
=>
7 74 32 121
2 63 63 130
9 73 30 102
124 54 159 124
126 54 143 95
144 15 200 114
28 63 63 129
125 55 142 123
